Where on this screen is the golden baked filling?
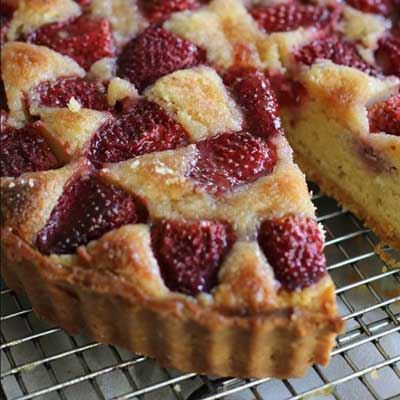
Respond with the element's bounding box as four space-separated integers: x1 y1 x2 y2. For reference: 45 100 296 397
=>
1 0 399 379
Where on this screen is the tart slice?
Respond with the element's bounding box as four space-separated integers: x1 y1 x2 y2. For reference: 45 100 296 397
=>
0 0 346 379
1 41 342 377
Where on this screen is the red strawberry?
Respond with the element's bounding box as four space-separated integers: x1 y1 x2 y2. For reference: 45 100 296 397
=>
266 72 307 108
1 122 59 177
250 3 340 33
88 99 189 166
75 0 91 6
258 216 326 291
30 77 110 111
347 0 393 16
117 26 206 92
152 220 234 295
36 174 147 254
368 94 400 136
295 36 377 75
224 67 283 139
376 34 400 77
28 15 115 70
188 131 277 194
140 0 200 23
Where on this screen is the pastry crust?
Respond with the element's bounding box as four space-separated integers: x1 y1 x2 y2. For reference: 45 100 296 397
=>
145 66 243 141
1 229 343 378
37 108 110 162
90 0 143 45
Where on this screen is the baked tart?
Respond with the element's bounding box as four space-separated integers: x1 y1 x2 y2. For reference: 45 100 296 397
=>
2 0 398 378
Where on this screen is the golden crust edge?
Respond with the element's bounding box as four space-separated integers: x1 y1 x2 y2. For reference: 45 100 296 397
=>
1 229 343 379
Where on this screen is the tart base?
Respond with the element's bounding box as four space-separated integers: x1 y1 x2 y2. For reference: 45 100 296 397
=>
1 229 343 379
294 152 400 251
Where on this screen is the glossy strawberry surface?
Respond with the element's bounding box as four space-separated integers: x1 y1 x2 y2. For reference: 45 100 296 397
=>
30 78 110 111
1 122 59 178
152 219 234 295
225 67 283 140
295 36 377 75
376 34 400 77
117 27 205 92
28 15 115 70
250 3 340 32
88 100 189 166
36 174 147 254
259 216 327 291
368 94 400 136
188 131 277 194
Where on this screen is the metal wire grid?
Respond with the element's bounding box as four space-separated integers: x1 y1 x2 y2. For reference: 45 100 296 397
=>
1 183 399 400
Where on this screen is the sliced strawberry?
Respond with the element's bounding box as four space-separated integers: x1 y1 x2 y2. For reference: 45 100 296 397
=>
258 216 326 291
139 0 200 23
88 99 189 167
295 36 377 75
30 77 110 111
346 0 393 16
368 94 400 136
266 72 307 108
376 34 400 77
250 3 340 33
188 131 277 194
117 26 206 92
36 174 148 254
224 67 283 139
28 15 115 70
152 220 234 296
1 122 59 177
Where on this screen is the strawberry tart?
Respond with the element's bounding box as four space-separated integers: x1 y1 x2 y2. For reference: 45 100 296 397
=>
1 0 398 378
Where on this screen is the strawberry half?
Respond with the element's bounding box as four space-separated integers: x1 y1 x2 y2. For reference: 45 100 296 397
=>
188 131 277 194
258 216 327 291
139 0 200 23
1 122 59 177
266 72 307 108
368 94 400 136
28 15 115 70
30 77 110 111
152 220 235 296
224 67 283 140
88 99 189 167
376 34 400 77
250 3 340 33
117 26 206 92
294 36 377 75
36 174 148 254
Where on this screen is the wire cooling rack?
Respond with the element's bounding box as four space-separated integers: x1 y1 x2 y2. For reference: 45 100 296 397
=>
1 182 400 400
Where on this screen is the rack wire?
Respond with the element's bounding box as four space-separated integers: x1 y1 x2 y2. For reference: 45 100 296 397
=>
1 183 399 400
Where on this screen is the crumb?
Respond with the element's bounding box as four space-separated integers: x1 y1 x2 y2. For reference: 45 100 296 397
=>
67 97 82 112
